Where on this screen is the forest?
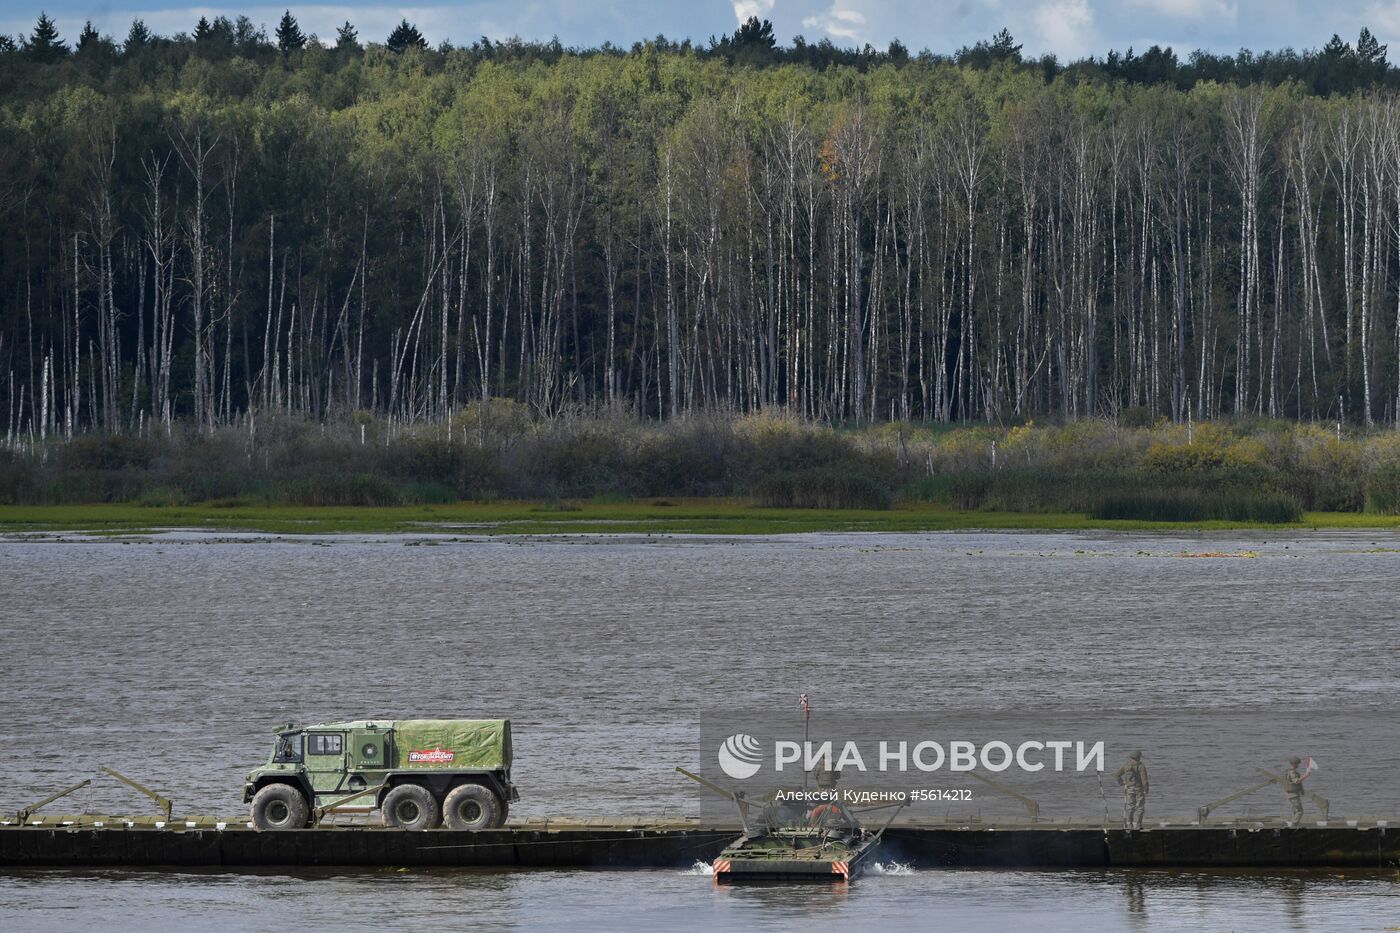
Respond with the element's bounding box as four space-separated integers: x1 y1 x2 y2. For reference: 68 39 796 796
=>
6 13 1400 449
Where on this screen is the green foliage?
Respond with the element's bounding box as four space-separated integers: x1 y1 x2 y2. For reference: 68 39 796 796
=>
1091 491 1303 524
7 412 1397 522
453 399 534 448
25 12 66 63
335 22 360 53
75 22 103 55
754 466 893 510
5 29 1400 451
275 11 305 55
896 419 1400 519
1364 461 1400 514
386 20 428 54
1141 430 1269 483
906 470 1141 512
124 19 151 53
957 28 1022 67
193 16 229 58
136 486 189 507
283 473 403 506
710 17 778 67
58 435 157 471
1118 406 1156 429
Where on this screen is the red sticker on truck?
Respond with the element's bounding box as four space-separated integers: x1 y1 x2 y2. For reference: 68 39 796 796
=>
408 747 455 764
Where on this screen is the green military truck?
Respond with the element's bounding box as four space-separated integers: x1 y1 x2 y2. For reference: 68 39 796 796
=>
243 719 517 832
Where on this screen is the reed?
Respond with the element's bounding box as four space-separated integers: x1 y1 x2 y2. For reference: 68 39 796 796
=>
1091 491 1303 523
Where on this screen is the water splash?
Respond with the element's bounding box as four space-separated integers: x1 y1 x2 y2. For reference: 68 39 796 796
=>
870 861 915 876
681 860 715 876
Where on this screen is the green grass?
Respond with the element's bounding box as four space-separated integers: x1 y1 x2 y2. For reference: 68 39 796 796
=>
3 499 1400 536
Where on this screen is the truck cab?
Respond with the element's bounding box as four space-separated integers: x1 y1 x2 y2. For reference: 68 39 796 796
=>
244 719 517 832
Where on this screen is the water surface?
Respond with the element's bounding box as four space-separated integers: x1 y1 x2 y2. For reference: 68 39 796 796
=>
2 530 1398 929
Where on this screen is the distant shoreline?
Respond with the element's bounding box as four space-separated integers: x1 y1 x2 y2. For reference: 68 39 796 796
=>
4 500 1400 536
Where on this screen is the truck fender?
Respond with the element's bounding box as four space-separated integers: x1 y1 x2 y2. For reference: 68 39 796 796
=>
252 774 313 807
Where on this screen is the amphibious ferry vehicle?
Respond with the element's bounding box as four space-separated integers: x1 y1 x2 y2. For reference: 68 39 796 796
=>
679 766 901 883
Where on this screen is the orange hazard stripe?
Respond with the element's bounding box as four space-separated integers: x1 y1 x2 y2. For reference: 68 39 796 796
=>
831 861 848 876
713 859 731 874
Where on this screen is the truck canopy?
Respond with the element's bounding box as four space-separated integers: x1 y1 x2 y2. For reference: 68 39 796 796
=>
276 718 512 771
389 719 511 770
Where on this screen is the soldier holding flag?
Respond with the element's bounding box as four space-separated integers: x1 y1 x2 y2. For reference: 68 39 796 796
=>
1284 756 1316 823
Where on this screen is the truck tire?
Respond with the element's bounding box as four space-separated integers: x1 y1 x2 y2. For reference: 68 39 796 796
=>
251 783 309 831
442 783 503 830
382 784 441 831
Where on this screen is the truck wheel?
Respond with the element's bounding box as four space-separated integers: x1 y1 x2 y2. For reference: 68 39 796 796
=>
382 784 441 831
251 784 309 831
442 783 503 830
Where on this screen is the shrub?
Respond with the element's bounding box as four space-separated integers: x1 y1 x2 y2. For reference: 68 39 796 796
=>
1143 438 1236 473
397 481 457 504
753 466 892 510
453 398 533 448
0 414 1388 517
137 486 188 508
901 474 960 504
1364 462 1400 515
282 473 402 506
632 419 734 495
1118 406 1157 429
905 471 1137 513
0 457 37 504
1265 427 1365 511
58 434 158 470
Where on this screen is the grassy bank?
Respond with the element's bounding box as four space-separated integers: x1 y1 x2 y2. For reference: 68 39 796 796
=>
4 500 1400 536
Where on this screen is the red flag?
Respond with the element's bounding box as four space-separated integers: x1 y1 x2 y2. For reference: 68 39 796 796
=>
799 693 810 714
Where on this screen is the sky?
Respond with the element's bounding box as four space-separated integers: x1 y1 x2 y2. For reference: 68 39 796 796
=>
3 0 1400 63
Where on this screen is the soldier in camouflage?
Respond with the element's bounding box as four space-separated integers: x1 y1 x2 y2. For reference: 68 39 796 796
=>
1284 756 1306 823
1115 750 1148 830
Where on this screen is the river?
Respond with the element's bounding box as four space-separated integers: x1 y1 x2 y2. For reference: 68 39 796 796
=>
2 529 1397 929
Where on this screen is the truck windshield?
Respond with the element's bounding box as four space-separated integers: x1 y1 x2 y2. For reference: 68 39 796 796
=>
273 733 303 763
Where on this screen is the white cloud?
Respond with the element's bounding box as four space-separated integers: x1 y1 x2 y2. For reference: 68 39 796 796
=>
732 1 777 23
1032 0 1096 58
1124 0 1237 23
802 1 868 42
1367 1 1400 40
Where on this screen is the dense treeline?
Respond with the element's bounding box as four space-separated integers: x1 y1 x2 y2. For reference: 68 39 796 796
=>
8 14 1400 442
